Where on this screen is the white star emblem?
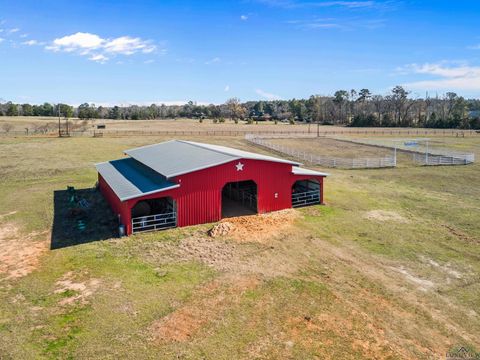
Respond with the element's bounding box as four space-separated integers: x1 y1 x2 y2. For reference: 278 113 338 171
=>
235 162 244 171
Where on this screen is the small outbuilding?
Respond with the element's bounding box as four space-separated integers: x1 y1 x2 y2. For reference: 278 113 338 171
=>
95 140 327 235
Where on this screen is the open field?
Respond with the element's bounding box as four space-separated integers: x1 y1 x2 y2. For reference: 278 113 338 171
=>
0 134 479 359
1 116 478 136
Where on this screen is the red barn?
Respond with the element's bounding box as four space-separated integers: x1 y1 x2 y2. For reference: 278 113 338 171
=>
95 140 328 235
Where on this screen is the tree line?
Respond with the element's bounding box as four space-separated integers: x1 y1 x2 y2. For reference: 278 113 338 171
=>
1 86 480 129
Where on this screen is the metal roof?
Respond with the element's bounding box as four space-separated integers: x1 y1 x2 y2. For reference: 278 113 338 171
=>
95 158 179 201
124 140 300 178
292 166 329 177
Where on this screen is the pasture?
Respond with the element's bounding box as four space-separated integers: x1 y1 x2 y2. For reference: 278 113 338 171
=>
0 125 479 359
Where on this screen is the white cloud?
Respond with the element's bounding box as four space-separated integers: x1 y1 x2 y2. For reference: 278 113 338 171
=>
255 89 281 100
240 15 248 21
401 62 480 91
20 33 28 38
224 85 230 92
22 39 39 46
0 38 4 43
89 54 109 63
205 57 221 65
144 59 155 64
287 17 385 30
47 32 104 52
104 36 155 55
8 28 20 33
46 32 158 63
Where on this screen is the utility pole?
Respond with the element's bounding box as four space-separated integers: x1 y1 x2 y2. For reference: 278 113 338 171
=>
317 121 320 137
65 111 69 136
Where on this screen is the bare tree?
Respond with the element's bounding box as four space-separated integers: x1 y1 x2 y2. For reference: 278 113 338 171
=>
225 98 246 120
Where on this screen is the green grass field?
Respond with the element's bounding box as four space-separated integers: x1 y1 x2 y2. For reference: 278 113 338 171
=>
0 133 479 359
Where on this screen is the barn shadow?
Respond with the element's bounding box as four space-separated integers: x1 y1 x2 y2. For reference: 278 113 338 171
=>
51 187 118 250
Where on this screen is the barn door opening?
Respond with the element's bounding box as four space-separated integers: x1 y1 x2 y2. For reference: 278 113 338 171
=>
222 180 257 218
131 196 176 234
292 179 320 208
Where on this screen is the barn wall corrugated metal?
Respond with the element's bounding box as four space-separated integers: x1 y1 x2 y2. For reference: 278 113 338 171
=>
121 159 325 234
98 174 131 231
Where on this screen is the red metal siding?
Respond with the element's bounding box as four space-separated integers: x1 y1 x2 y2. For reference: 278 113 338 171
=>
98 174 131 232
119 159 326 235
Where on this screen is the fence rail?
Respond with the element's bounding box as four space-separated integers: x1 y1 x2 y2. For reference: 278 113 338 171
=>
245 135 396 169
337 138 476 166
413 153 475 166
132 212 177 234
225 186 257 210
292 190 320 207
1 128 479 138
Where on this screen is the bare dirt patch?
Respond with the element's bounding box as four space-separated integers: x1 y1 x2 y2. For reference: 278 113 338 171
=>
286 310 408 359
151 233 298 278
442 224 479 244
210 209 300 243
149 275 259 342
268 137 392 158
390 266 435 292
0 222 48 280
364 210 409 223
53 271 101 306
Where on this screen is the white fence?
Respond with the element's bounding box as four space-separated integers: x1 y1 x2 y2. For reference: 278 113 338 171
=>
131 212 177 234
245 135 396 169
337 138 475 166
413 153 475 166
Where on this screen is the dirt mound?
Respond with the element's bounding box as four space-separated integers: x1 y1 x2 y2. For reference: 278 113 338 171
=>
0 223 48 281
209 209 299 243
209 222 235 237
364 210 409 223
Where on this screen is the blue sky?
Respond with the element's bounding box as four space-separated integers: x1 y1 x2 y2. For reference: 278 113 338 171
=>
1 0 480 105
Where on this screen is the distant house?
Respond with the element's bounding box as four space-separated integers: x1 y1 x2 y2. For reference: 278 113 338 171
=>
96 124 106 129
469 110 480 118
96 140 327 235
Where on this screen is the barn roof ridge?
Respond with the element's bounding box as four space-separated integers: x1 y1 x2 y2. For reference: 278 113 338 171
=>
123 140 300 178
177 140 301 166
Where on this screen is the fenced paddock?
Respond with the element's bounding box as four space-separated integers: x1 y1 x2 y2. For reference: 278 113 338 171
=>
246 135 396 169
335 138 475 166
